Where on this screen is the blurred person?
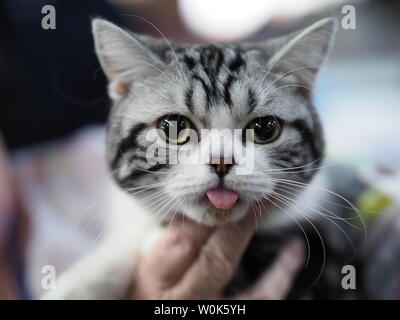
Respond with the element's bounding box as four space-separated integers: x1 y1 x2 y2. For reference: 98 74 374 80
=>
0 136 19 299
0 0 121 299
0 134 32 299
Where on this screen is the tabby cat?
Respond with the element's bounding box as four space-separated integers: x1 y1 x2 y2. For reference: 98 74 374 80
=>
43 17 362 299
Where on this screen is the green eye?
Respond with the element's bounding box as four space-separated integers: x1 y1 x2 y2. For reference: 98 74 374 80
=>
158 114 193 145
245 116 282 144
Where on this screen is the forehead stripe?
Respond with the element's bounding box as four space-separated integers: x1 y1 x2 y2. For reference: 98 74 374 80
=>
247 88 257 114
192 74 212 108
184 87 195 113
223 74 236 107
228 51 245 72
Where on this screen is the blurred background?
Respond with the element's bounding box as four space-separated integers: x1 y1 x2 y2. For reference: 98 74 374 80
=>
0 0 399 299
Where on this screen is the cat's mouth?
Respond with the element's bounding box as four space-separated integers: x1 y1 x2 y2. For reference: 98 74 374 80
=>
182 187 249 225
205 188 239 209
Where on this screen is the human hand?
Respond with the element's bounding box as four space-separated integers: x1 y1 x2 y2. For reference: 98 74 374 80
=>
130 212 304 300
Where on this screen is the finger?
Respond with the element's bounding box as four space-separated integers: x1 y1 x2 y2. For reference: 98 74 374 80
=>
236 239 304 300
177 211 261 298
137 217 213 289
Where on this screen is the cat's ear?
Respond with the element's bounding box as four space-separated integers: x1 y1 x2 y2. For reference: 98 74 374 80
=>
92 19 164 100
261 18 337 94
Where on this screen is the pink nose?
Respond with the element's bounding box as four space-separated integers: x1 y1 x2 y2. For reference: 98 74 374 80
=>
208 157 235 178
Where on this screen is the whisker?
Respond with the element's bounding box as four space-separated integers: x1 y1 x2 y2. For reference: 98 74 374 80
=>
73 167 125 227
264 194 311 266
264 65 321 93
168 195 187 228
271 178 368 245
260 161 345 175
126 164 170 174
132 59 169 78
77 183 166 233
259 35 307 85
265 84 315 96
124 182 167 193
266 192 326 288
269 189 357 258
249 194 259 229
120 13 185 79
273 184 363 229
258 154 325 173
152 195 176 225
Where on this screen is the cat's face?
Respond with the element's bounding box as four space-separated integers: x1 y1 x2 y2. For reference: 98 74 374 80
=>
92 18 336 226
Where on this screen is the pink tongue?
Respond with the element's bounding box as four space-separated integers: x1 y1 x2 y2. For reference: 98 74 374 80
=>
206 189 239 209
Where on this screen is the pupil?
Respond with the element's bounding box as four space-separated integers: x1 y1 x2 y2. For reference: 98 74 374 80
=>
255 117 275 139
162 116 186 140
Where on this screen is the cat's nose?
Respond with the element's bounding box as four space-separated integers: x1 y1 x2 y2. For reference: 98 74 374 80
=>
208 157 235 178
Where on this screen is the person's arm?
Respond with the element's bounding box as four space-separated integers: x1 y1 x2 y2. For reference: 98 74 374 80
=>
0 135 19 299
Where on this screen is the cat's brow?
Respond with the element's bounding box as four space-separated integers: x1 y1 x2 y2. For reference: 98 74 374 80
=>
180 46 246 111
247 88 258 115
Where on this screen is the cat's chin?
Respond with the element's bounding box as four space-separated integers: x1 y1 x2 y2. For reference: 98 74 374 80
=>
179 198 251 226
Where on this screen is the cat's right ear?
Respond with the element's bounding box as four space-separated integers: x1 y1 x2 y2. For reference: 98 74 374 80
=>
92 19 163 101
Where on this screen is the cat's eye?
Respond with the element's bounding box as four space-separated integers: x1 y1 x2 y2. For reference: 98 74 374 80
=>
158 114 193 145
245 116 282 144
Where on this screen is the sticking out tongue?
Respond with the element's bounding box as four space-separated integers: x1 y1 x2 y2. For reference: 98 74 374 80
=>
206 189 239 209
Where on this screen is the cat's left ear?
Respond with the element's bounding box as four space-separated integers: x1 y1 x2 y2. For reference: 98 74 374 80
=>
92 19 165 100
260 18 337 93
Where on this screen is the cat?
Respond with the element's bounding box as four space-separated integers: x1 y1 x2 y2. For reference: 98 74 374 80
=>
42 17 342 299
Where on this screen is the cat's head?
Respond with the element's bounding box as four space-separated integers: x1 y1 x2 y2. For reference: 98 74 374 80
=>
92 18 336 226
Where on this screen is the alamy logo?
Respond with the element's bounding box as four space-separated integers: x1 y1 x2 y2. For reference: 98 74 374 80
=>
41 265 56 290
341 5 357 30
341 265 356 290
144 127 255 175
41 5 56 30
